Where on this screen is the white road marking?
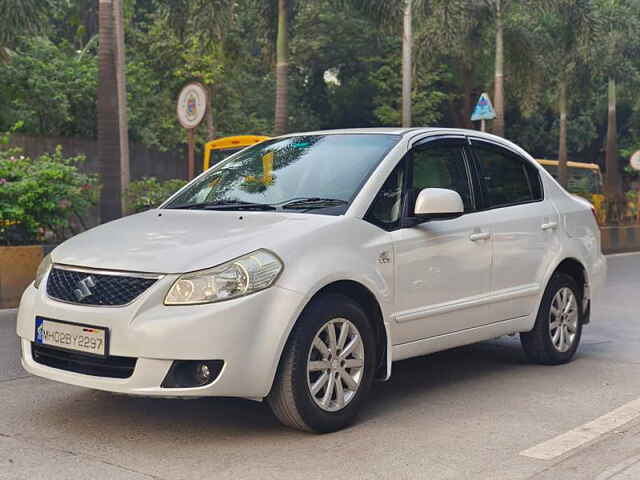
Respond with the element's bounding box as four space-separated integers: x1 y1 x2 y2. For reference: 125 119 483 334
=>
606 251 640 258
595 455 640 480
520 397 640 460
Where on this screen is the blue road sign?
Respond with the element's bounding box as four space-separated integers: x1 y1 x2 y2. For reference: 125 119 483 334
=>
471 93 496 121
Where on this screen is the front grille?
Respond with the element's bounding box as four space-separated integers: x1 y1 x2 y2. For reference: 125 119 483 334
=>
32 343 137 378
46 267 159 306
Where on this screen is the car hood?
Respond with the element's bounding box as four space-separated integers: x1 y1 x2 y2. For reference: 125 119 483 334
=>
51 209 341 274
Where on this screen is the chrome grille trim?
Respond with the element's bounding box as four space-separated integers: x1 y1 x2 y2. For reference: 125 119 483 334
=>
53 264 164 279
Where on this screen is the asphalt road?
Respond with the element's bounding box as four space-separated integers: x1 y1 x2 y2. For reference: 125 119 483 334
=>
2 253 640 479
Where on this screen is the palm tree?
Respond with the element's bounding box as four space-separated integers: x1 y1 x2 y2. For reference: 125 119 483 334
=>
532 0 598 188
447 0 510 136
336 0 413 125
401 0 412 127
252 0 297 135
594 0 640 209
160 0 233 140
0 0 51 61
98 0 129 222
418 1 489 128
274 0 289 134
492 0 505 137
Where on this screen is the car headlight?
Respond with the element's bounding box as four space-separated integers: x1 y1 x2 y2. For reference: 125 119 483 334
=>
164 249 283 305
33 253 52 289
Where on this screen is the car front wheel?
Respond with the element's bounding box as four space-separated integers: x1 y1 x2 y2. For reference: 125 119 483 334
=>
267 293 376 433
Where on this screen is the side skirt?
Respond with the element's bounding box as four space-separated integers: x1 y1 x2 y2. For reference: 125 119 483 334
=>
391 315 532 362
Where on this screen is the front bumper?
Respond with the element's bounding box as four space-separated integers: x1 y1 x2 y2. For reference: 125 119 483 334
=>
16 276 305 399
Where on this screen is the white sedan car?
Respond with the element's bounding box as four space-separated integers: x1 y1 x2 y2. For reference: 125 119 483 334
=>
17 128 606 433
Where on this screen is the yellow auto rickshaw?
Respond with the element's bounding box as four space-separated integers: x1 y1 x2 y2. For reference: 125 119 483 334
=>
203 135 270 170
537 159 605 222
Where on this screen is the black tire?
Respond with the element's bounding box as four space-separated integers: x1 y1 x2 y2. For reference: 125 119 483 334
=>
521 272 583 365
267 293 376 433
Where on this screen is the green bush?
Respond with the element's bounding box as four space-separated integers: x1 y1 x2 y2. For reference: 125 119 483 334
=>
124 177 187 214
0 145 99 246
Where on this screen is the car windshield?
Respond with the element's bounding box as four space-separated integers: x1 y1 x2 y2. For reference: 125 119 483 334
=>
165 134 400 214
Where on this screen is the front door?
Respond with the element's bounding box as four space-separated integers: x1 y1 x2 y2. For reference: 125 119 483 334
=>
391 138 493 345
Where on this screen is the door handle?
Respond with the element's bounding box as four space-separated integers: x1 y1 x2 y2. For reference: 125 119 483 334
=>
541 221 558 231
469 232 491 242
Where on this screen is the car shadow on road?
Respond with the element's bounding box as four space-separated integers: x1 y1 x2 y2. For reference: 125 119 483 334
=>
31 336 531 441
363 337 528 418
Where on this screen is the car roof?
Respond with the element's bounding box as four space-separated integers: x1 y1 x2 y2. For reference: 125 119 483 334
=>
280 127 513 142
281 127 421 136
279 127 530 156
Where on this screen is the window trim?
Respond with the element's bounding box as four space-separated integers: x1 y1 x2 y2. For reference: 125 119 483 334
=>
363 156 408 231
468 138 544 211
364 137 477 231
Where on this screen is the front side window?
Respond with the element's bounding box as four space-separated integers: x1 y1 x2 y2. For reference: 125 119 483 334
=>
473 144 540 208
411 142 474 212
365 140 474 230
166 134 400 214
365 162 405 230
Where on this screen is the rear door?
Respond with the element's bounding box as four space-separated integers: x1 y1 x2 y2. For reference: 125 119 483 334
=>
469 138 560 321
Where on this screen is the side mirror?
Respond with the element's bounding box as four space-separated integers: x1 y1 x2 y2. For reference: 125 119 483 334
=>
414 188 464 219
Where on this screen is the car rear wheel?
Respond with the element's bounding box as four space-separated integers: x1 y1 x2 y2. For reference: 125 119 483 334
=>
267 293 376 433
520 272 583 365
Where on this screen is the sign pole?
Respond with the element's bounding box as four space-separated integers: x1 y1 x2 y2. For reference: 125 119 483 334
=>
187 128 195 180
471 92 496 134
177 82 208 181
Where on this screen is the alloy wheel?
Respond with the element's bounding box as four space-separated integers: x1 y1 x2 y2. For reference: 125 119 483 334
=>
549 287 579 353
306 318 365 412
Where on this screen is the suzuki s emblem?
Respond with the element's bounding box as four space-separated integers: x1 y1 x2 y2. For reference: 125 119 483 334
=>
74 276 96 301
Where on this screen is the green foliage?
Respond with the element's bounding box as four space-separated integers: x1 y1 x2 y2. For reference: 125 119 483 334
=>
1 0 640 176
0 0 52 53
124 177 187 213
369 46 448 126
0 36 97 137
0 121 23 145
0 145 99 245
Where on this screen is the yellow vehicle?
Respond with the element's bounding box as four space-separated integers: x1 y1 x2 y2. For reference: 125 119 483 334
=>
537 159 605 221
203 135 270 170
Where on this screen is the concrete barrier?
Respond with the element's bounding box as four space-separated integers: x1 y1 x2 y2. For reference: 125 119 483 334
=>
601 225 640 254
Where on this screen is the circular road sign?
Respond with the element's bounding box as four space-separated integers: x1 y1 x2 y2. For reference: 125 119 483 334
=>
631 150 640 171
177 82 208 129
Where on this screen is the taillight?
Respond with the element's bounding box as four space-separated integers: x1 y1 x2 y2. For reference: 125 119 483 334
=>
591 206 598 224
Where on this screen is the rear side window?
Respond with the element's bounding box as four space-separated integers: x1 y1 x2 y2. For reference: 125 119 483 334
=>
473 144 542 208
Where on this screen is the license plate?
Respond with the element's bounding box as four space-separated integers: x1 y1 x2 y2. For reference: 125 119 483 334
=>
35 317 108 356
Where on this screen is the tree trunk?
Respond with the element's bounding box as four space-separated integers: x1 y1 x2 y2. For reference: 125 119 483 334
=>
493 0 505 137
461 64 473 129
274 0 288 135
206 86 215 140
401 0 412 127
604 77 622 200
558 76 568 188
98 0 125 222
113 0 129 211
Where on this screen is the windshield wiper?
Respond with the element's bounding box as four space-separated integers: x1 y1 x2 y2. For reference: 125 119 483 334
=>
170 200 277 211
281 197 348 210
